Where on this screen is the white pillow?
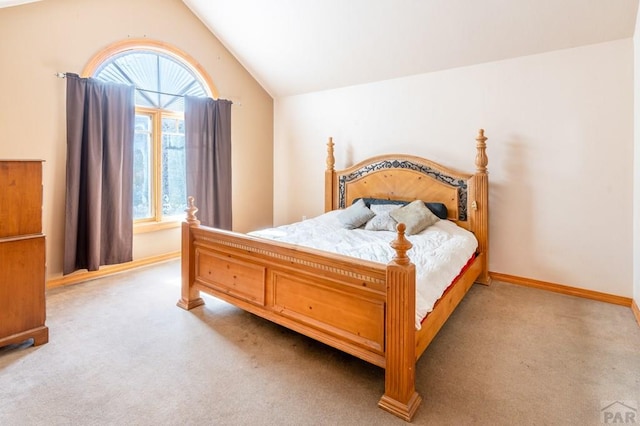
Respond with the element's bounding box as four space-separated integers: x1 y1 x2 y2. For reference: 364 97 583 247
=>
364 204 401 231
337 198 375 229
389 200 440 235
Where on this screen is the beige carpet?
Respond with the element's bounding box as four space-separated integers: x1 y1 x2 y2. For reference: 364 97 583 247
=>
1 260 638 425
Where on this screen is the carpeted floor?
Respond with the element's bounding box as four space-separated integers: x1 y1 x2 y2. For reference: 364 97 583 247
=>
1 260 638 425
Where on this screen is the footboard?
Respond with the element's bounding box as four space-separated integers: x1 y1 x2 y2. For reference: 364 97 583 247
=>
178 198 420 420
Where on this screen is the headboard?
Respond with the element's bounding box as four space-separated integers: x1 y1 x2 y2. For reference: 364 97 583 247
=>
324 129 490 284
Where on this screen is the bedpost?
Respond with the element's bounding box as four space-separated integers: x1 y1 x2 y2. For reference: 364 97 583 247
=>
324 137 336 212
177 196 205 310
473 129 492 285
378 223 422 421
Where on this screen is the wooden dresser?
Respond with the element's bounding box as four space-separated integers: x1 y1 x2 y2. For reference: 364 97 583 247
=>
0 160 48 348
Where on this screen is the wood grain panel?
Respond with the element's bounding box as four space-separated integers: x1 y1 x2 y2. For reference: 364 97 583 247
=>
0 161 42 238
272 271 385 353
344 170 460 220
0 236 46 338
195 249 266 306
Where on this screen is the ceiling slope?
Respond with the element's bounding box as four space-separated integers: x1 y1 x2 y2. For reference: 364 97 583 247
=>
185 1 634 97
0 0 41 7
2 1 638 97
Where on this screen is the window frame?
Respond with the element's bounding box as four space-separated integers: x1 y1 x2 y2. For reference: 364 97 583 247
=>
136 108 188 224
82 39 217 233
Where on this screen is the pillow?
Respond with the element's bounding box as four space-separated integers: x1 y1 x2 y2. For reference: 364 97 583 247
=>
364 204 401 231
423 202 448 220
389 200 440 235
338 198 375 229
354 197 448 220
358 198 407 208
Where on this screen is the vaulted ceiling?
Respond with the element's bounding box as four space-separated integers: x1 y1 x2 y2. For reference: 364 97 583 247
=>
182 0 639 97
0 0 39 7
2 0 638 98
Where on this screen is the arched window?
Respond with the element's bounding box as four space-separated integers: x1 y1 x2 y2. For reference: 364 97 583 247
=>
84 39 217 226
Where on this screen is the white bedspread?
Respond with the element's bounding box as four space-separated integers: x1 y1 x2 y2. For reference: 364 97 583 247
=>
248 210 478 329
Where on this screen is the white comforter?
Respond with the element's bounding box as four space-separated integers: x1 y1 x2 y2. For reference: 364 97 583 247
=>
249 210 478 329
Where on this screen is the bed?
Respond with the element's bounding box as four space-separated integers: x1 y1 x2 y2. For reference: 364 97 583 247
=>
177 129 490 421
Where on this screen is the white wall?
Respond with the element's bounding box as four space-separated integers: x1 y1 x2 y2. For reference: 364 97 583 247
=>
274 39 634 297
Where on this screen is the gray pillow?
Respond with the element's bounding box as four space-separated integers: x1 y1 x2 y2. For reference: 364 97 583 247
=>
364 204 401 231
389 199 440 235
353 197 448 220
338 198 375 229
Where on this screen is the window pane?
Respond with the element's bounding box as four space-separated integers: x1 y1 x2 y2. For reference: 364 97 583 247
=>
135 115 150 132
161 117 175 133
161 116 186 217
133 115 152 220
94 50 208 112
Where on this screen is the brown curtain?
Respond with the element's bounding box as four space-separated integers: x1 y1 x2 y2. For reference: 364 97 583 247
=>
185 96 232 229
63 73 134 275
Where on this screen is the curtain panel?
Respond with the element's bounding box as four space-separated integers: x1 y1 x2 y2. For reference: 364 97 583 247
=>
63 73 134 275
185 96 232 229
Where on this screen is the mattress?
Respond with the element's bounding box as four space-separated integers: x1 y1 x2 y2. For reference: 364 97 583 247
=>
249 210 478 329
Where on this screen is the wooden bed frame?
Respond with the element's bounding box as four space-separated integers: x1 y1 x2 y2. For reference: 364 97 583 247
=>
178 129 490 421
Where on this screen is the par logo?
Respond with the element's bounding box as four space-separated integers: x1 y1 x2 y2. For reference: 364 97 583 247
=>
601 401 637 424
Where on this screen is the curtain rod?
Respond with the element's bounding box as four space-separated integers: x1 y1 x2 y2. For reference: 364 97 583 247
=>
55 72 187 98
55 72 239 106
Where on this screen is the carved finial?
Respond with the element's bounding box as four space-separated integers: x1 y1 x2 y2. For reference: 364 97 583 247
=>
390 223 413 265
475 128 488 174
185 196 200 225
326 137 335 171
